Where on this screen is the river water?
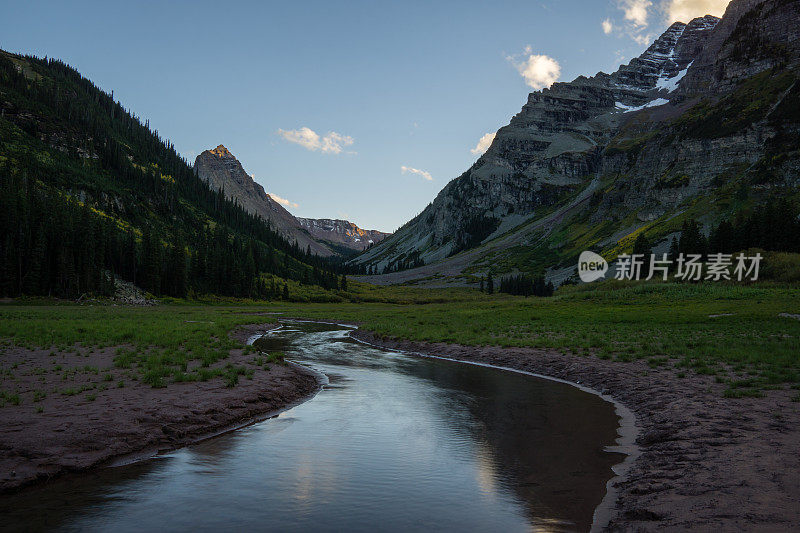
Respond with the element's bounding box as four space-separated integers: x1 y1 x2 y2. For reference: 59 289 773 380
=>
0 322 624 532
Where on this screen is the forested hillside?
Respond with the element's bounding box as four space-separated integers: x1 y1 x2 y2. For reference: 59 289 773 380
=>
0 51 341 299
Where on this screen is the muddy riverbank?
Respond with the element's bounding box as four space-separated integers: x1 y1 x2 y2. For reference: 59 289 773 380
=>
0 323 321 492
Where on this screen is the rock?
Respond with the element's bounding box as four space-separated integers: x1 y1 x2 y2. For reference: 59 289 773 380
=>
113 278 157 306
296 218 388 252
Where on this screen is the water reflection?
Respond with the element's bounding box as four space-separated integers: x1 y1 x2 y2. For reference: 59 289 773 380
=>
0 322 622 532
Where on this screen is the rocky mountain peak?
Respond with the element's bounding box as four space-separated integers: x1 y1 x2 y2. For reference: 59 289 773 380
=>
194 145 392 256
194 146 336 256
209 144 234 158
608 14 719 99
297 218 390 251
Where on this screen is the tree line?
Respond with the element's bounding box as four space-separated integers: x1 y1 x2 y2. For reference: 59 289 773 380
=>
498 273 554 297
632 198 800 262
0 174 348 299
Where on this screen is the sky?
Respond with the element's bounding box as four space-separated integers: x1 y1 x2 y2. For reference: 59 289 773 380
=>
0 0 731 232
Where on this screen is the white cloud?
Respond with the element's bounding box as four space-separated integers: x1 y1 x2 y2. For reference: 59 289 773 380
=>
603 0 658 45
607 0 728 45
508 48 561 90
276 127 354 154
268 193 299 208
470 132 496 155
665 0 730 22
620 0 652 27
401 165 433 181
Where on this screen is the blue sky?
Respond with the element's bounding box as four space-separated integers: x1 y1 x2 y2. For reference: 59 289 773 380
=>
0 0 730 232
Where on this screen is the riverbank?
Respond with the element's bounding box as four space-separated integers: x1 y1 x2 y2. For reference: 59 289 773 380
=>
0 323 321 493
350 329 800 531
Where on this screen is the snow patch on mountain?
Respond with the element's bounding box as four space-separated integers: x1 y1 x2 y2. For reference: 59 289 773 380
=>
616 98 671 113
656 61 693 92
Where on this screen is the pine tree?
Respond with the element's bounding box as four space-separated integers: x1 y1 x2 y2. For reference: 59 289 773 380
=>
140 227 161 295
678 220 707 257
668 236 679 263
23 226 47 295
632 233 651 272
487 271 494 295
709 220 734 254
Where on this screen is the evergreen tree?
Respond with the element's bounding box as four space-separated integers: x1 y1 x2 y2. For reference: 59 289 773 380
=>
668 236 679 263
140 228 161 295
632 233 652 272
709 220 734 254
498 273 554 297
678 219 707 256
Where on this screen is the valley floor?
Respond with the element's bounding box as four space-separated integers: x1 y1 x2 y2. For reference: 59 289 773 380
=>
1 282 799 530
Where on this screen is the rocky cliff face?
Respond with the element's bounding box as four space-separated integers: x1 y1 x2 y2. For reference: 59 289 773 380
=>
353 0 800 284
297 218 389 251
194 145 334 256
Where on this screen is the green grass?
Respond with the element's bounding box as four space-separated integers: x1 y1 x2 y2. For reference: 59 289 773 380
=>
1 281 799 397
265 352 287 366
276 282 800 396
0 304 281 388
0 390 21 406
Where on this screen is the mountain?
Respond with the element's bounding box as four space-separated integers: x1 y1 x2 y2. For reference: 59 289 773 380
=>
194 145 389 255
194 145 334 256
351 0 800 286
297 218 389 252
0 51 343 299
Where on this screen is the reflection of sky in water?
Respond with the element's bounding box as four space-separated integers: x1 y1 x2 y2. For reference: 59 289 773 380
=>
0 322 622 533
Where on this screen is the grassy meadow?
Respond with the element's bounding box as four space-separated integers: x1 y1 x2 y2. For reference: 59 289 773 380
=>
1 280 799 398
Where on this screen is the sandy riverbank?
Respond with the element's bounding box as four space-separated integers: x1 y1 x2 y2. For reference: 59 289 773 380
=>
350 329 800 532
0 323 320 493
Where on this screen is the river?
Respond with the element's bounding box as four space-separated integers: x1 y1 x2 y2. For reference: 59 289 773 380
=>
0 321 625 532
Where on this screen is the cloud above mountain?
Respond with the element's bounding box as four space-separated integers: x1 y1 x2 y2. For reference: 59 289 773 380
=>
471 132 496 155
603 0 729 45
620 0 652 26
268 192 299 208
401 166 433 181
508 47 561 90
277 127 354 154
665 0 730 22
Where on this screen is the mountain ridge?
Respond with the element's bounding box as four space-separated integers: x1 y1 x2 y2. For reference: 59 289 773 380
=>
296 217 389 252
350 0 800 286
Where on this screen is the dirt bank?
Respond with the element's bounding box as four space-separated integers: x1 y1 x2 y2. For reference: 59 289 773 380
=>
350 329 800 532
0 323 320 493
